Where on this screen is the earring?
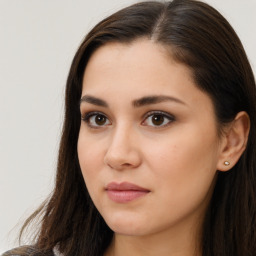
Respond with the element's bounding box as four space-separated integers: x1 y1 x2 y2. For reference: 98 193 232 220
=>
224 161 230 166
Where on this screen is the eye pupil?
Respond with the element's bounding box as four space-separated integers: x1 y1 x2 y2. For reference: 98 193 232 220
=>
152 114 164 125
95 114 106 125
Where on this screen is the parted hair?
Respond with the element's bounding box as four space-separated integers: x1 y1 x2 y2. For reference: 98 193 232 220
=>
10 0 256 255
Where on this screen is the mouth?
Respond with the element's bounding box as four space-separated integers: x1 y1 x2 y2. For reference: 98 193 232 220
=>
105 182 150 203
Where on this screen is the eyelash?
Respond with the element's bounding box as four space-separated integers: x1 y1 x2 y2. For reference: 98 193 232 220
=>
81 111 111 129
81 111 175 129
142 111 175 128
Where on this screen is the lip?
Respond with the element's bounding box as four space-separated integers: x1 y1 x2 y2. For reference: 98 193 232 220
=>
105 182 150 203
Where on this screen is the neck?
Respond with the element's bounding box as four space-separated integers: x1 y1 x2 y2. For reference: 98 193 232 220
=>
104 220 202 256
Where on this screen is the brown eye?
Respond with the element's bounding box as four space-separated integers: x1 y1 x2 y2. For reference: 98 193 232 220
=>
95 114 107 126
151 114 165 126
142 111 175 128
83 112 111 128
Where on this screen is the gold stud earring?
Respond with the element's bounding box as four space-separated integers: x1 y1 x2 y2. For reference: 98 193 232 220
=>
224 161 230 166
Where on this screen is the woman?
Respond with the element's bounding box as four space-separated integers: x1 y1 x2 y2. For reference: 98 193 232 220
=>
3 0 256 255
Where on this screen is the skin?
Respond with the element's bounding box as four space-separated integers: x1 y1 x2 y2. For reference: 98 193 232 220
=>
77 39 247 256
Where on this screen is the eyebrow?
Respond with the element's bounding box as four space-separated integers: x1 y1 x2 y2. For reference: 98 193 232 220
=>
80 95 186 107
132 95 186 107
80 95 108 107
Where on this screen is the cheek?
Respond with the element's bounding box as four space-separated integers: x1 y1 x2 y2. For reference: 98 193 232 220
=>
146 135 218 174
77 131 104 190
77 135 108 216
144 125 219 201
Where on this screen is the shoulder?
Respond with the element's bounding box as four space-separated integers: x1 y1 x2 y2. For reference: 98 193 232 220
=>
1 246 55 256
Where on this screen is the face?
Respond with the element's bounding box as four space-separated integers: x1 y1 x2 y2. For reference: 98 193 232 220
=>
77 39 223 237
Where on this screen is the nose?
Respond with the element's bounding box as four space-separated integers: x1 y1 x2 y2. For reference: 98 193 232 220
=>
104 125 142 170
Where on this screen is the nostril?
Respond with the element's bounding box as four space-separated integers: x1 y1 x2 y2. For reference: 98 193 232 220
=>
122 163 132 167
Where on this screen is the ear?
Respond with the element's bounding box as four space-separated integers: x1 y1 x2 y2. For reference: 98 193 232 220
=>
217 111 250 172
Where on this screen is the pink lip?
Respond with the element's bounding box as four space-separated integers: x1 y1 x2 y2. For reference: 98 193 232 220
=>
105 182 150 203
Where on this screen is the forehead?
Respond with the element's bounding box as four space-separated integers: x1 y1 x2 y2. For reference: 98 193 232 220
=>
82 39 194 92
86 39 170 64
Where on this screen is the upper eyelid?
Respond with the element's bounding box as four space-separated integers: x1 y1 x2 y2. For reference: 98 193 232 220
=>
81 110 173 117
81 111 108 120
80 110 175 124
143 110 175 119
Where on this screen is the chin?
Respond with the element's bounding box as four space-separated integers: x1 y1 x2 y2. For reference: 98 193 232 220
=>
103 212 149 236
109 223 147 236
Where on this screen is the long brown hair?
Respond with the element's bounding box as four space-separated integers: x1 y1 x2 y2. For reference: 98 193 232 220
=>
15 0 256 255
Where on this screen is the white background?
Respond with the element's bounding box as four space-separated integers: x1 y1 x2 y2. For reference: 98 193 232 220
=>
0 0 255 253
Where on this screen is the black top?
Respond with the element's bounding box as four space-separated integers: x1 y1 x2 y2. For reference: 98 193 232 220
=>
1 246 55 256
